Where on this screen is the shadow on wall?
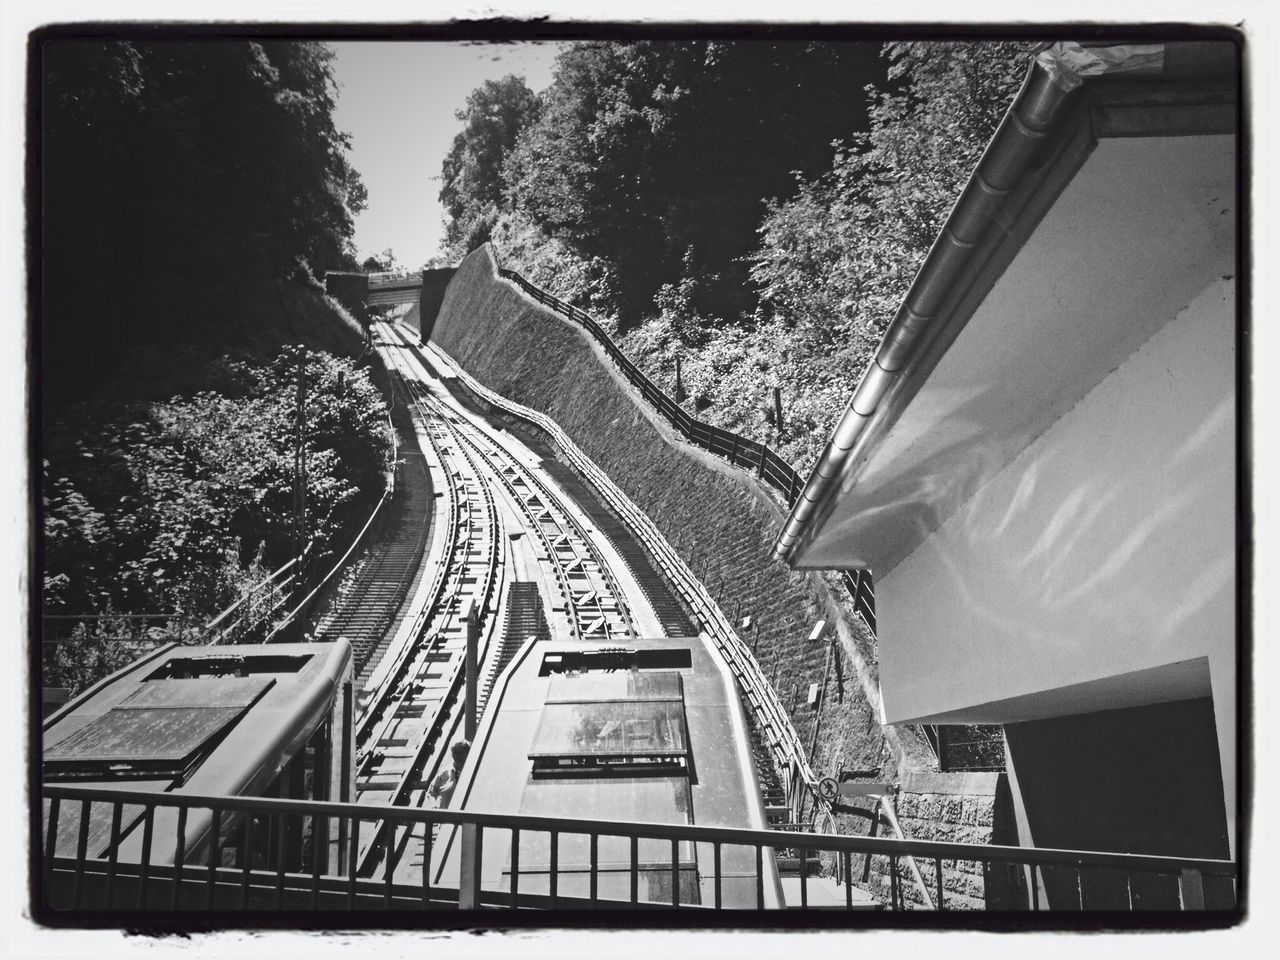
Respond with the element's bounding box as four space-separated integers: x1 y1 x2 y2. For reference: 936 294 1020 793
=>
1004 697 1232 909
877 286 1235 725
417 268 456 342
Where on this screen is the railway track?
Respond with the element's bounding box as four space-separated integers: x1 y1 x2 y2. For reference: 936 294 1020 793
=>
351 322 639 880
410 331 824 811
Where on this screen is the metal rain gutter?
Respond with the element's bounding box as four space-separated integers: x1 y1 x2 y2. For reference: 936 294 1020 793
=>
770 41 1168 565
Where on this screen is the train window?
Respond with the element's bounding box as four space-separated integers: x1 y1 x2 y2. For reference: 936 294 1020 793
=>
144 653 312 679
546 670 683 703
42 676 272 782
43 706 247 781
539 647 691 676
528 671 690 778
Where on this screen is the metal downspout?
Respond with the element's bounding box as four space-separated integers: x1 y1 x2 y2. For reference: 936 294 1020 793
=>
771 42 1167 564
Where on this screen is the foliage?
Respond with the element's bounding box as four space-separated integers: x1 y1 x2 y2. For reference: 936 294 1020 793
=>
443 41 884 329
42 348 392 632
463 209 500 254
41 39 367 405
750 42 1030 345
439 75 541 247
607 42 1032 472
483 209 621 326
362 248 402 272
441 41 1029 472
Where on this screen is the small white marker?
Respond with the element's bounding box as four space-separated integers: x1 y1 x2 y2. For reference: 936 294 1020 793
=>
808 620 826 642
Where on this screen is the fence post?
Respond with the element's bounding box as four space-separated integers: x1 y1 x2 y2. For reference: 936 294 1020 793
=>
1179 868 1205 910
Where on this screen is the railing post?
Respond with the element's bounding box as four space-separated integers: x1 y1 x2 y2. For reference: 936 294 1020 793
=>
630 834 639 904
459 822 483 909
1179 867 1205 910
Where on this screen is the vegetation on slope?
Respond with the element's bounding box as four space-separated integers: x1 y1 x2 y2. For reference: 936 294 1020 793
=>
43 349 391 690
439 41 1030 474
39 39 389 689
41 38 368 405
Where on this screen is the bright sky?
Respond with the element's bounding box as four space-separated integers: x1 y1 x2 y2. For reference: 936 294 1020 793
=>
331 41 563 270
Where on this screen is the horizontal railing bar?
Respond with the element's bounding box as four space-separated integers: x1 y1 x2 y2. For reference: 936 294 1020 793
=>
42 785 1236 876
43 613 193 621
49 859 696 911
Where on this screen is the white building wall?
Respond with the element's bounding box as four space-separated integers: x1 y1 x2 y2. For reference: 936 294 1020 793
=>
877 278 1235 833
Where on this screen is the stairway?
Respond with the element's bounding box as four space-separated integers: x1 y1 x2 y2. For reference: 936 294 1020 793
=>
479 581 550 712
313 439 432 678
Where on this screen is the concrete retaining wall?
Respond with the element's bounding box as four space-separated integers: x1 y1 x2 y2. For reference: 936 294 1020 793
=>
430 245 1011 906
431 246 888 780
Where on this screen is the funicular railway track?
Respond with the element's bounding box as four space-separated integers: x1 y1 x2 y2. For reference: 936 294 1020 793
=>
353 335 500 806
406 330 825 813
352 322 637 882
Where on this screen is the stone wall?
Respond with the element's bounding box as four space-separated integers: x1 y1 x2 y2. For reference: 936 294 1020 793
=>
431 245 888 780
430 245 1014 906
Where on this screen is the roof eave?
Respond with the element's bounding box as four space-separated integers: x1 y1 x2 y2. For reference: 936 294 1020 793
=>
770 39 1227 567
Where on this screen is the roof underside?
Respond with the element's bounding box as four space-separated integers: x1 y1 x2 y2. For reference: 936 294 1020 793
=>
792 131 1235 574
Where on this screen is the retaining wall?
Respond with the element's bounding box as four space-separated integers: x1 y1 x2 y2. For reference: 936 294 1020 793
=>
432 245 887 779
430 245 1011 906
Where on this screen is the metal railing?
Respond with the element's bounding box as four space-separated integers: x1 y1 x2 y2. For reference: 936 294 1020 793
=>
495 264 877 636
263 412 399 643
202 558 301 646
367 270 423 288
40 784 1236 913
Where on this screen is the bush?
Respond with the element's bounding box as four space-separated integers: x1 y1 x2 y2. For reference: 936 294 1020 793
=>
43 347 392 629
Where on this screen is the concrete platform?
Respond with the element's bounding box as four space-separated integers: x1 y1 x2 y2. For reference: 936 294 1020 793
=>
780 875 880 910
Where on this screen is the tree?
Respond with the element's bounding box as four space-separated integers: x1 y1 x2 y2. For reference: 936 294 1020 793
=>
41 39 368 405
500 41 886 330
613 42 1031 471
750 42 1029 346
361 248 401 273
43 348 391 621
438 75 541 245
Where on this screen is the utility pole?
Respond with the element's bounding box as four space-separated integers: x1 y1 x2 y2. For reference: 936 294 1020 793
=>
292 347 308 594
772 386 784 434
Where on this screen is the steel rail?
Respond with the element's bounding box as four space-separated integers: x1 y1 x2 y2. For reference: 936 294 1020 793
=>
351 329 509 876
434 398 635 644
351 360 464 753
415 333 822 807
352 324 640 879
353 333 499 771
